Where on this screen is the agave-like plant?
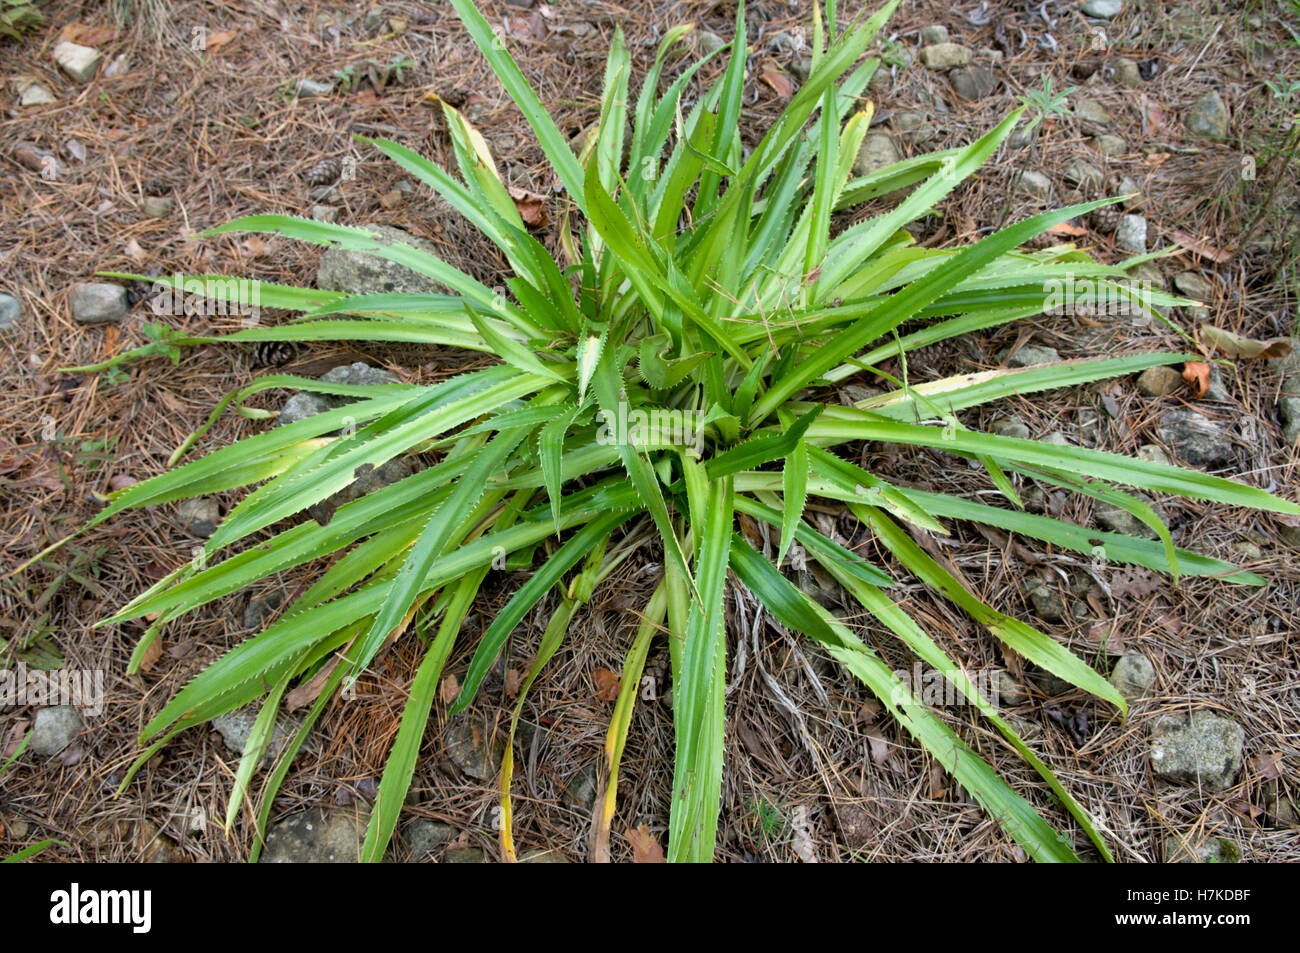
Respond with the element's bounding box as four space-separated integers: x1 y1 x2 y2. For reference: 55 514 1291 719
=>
81 0 1296 862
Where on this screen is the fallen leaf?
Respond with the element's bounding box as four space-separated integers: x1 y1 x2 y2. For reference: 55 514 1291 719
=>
626 825 665 863
1182 361 1211 397
505 668 523 698
1199 325 1293 360
439 674 460 705
206 29 239 52
59 22 118 46
379 189 403 209
761 65 798 98
592 667 620 702
124 238 145 263
1171 230 1235 263
286 662 336 711
1252 752 1284 780
137 636 163 674
865 728 891 765
1047 221 1087 236
507 186 548 227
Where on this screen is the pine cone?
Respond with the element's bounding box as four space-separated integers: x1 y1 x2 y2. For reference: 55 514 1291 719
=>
250 341 298 368
303 157 342 186
1088 204 1122 234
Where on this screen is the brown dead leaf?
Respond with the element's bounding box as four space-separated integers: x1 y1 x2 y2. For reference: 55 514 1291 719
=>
439 674 460 705
379 189 403 209
1251 751 1284 780
504 668 523 698
1171 230 1235 263
137 636 164 674
865 728 891 765
206 29 239 52
760 65 798 98
59 22 118 46
286 661 337 711
507 186 548 227
1182 361 1211 397
592 667 621 703
1047 221 1088 237
1200 325 1293 360
626 825 665 863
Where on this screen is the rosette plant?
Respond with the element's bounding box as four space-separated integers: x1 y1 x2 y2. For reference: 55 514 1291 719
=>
86 0 1297 861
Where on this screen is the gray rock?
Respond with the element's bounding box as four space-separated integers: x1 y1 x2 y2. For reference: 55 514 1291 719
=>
1008 123 1037 149
31 706 83 756
1115 214 1147 254
262 807 367 863
443 717 502 781
1203 365 1230 402
0 292 21 334
1074 98 1112 124
1027 584 1066 622
211 705 297 765
402 820 456 860
70 282 128 324
1157 409 1233 468
444 847 487 863
564 761 600 813
316 224 448 297
919 43 972 70
19 83 56 106
1063 158 1104 190
790 54 813 83
995 418 1031 440
991 670 1030 707
1149 710 1244 792
1110 653 1156 702
1042 430 1071 446
1082 0 1124 18
1279 395 1300 447
1163 836 1240 863
852 133 900 177
1172 271 1212 300
1095 496 1164 539
176 497 220 537
693 30 728 57
1013 170 1054 200
53 42 102 83
1108 57 1143 88
950 65 997 100
1117 176 1142 206
1136 365 1183 397
295 78 334 99
141 196 174 218
1093 133 1127 156
920 25 950 45
279 362 401 427
1186 91 1230 140
890 110 936 145
310 205 339 223
243 589 288 629
1002 343 1061 367
1135 443 1172 466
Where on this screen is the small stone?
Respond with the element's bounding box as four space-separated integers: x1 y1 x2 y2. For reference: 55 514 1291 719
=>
1013 169 1053 201
444 847 487 863
852 132 900 176
103 54 130 78
1186 91 1230 140
135 820 186 863
1082 0 1124 18
279 392 336 427
995 418 1031 440
1027 584 1066 622
262 807 367 863
1062 158 1104 189
1042 430 1071 447
1095 496 1164 539
950 65 997 100
890 110 936 144
1110 653 1156 702
141 196 174 218
310 205 339 223
1136 365 1183 397
1135 444 1171 466
920 25 950 45
212 705 297 764
316 224 448 296
1008 124 1037 149
243 590 287 629
176 497 220 537
19 83 55 107
402 820 456 860
564 761 600 813
1149 710 1244 792
295 78 335 99
0 292 22 334
919 43 972 70
992 670 1031 707
1172 271 1212 300
1157 408 1233 468
1266 796 1300 828
53 42 102 83
790 54 813 83
1001 343 1061 367
70 282 129 324
1074 98 1112 124
1093 133 1127 156
1231 540 1262 561
1117 176 1142 206
442 718 502 781
693 30 728 57
1114 214 1147 254
31 706 83 756
1108 57 1143 88
1163 835 1240 863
